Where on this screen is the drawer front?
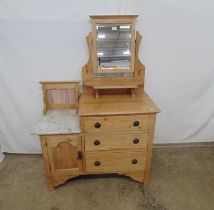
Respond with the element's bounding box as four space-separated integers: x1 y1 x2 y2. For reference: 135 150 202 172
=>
85 133 148 151
85 151 146 173
83 115 151 133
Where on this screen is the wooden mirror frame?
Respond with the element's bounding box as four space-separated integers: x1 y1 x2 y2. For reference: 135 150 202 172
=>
91 15 138 73
82 15 145 96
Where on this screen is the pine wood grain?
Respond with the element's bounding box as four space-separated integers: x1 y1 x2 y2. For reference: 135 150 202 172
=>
85 150 146 173
85 133 148 151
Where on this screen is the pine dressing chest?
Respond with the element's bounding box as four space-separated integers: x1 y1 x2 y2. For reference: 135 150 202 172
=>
33 15 160 191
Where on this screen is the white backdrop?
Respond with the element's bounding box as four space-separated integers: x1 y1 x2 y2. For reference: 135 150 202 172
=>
0 0 214 153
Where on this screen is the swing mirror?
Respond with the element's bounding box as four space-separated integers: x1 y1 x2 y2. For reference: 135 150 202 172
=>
91 16 137 73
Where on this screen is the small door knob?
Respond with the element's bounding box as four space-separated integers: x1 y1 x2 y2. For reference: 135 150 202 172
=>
95 122 101 128
77 151 83 160
94 140 100 145
94 161 101 166
133 138 139 144
133 121 140 127
132 159 138 164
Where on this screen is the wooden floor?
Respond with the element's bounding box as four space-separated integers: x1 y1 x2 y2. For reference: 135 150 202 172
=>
0 146 214 210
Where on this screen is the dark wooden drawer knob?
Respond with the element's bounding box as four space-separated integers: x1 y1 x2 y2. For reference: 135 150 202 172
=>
94 161 101 166
132 159 138 164
94 140 100 145
133 138 139 144
77 151 83 160
133 121 140 127
95 122 101 128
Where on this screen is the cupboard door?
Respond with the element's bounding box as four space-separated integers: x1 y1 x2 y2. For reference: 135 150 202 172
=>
46 135 83 177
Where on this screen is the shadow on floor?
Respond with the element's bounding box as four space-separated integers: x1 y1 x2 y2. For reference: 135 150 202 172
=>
0 147 214 210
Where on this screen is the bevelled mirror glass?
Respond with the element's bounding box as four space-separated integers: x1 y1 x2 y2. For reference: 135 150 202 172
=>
91 16 136 73
96 23 132 70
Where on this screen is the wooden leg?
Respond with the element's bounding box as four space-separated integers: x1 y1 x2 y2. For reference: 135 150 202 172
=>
144 114 156 187
144 178 149 188
40 136 54 191
47 177 54 191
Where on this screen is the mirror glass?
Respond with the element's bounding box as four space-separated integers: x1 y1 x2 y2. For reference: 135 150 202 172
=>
96 23 132 71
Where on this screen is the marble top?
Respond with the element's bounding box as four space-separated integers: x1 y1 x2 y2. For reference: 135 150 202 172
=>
32 109 80 135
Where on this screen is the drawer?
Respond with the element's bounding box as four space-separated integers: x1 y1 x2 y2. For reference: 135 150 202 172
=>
83 115 151 133
85 150 146 172
85 133 148 151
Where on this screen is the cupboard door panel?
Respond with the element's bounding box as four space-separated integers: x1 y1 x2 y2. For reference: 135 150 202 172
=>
46 135 82 176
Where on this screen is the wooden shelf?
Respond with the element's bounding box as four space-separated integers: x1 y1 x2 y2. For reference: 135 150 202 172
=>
88 82 140 98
